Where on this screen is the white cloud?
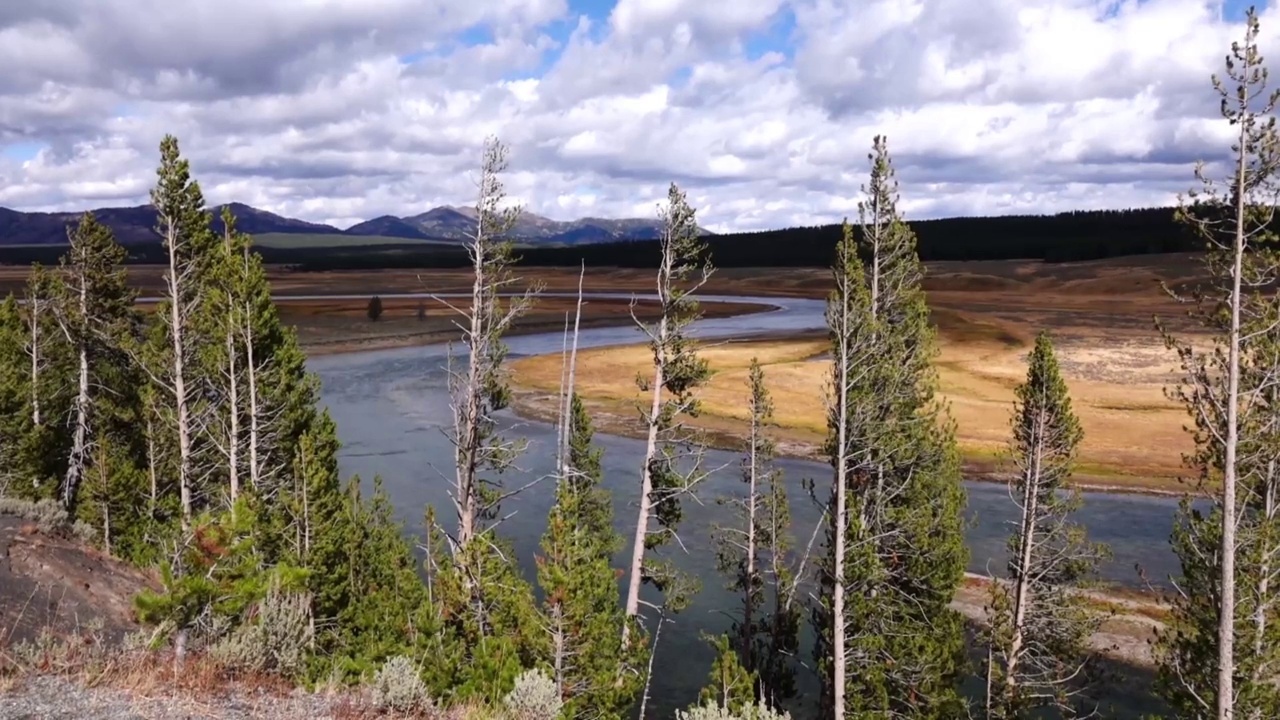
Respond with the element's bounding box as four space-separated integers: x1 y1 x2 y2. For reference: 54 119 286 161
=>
0 0 1273 232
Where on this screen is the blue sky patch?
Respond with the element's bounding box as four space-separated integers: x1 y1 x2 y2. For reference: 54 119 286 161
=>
1 142 46 162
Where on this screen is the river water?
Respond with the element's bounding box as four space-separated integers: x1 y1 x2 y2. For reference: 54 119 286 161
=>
308 295 1180 717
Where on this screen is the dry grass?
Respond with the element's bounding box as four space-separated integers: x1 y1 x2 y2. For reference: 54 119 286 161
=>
510 256 1214 494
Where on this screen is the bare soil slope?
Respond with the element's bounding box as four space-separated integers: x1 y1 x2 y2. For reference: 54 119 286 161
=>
0 516 154 649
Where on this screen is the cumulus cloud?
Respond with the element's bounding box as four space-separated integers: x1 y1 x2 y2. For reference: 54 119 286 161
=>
0 0 1271 231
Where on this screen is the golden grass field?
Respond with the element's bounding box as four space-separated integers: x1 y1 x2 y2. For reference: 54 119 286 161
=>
509 255 1213 494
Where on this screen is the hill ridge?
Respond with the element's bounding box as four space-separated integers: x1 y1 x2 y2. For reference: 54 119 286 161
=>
0 202 708 247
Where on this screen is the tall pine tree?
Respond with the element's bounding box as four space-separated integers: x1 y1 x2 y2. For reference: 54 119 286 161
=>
1156 9 1280 718
52 213 142 513
147 134 220 532
984 331 1108 718
714 358 800 703
538 393 641 718
816 137 968 718
21 263 73 498
0 294 38 496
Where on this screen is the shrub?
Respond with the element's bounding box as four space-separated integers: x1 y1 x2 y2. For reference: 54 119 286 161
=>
71 520 97 544
367 295 384 322
371 655 432 713
209 588 313 678
676 700 792 720
501 669 561 720
0 497 69 532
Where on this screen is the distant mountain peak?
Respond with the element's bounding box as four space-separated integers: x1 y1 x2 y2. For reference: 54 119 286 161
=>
0 201 709 248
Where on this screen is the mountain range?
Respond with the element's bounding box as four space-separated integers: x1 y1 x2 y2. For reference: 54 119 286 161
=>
0 202 706 247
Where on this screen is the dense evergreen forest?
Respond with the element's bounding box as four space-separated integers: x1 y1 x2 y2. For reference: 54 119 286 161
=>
4 11 1280 720
0 206 1196 271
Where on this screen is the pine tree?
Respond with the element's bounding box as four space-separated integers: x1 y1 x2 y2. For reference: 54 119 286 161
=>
0 294 38 496
234 221 317 497
713 358 799 702
21 263 72 498
697 633 758 716
1156 9 1280 718
310 474 442 682
623 182 714 640
52 213 140 512
207 207 249 506
815 137 968 718
984 331 1108 718
538 394 641 718
147 134 220 532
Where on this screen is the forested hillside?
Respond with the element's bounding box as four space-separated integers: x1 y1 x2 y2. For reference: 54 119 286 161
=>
0 206 1194 270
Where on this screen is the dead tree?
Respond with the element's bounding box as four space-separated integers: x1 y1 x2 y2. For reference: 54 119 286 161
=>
622 182 714 644
435 135 540 578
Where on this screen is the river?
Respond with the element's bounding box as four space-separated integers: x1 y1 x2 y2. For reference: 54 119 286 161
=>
308 294 1180 717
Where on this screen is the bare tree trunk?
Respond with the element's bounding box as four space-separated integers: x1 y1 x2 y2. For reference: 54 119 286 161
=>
1219 115 1248 720
226 316 240 504
638 607 666 720
102 499 111 554
244 306 262 491
174 628 187 674
831 300 849 719
27 295 41 428
552 602 566 700
456 238 486 549
165 229 195 533
1004 408 1045 695
624 318 665 626
146 412 158 509
560 264 585 470
63 344 89 508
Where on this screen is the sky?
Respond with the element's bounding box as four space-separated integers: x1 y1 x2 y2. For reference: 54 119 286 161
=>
0 0 1272 233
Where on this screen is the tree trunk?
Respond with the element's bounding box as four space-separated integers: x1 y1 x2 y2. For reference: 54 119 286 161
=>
146 413 158 509
625 353 664 626
102 494 111 555
457 242 486 550
166 235 194 532
1005 408 1046 699
1219 115 1248 720
28 298 40 428
63 343 89 509
227 317 240 504
832 303 849 720
244 307 262 490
